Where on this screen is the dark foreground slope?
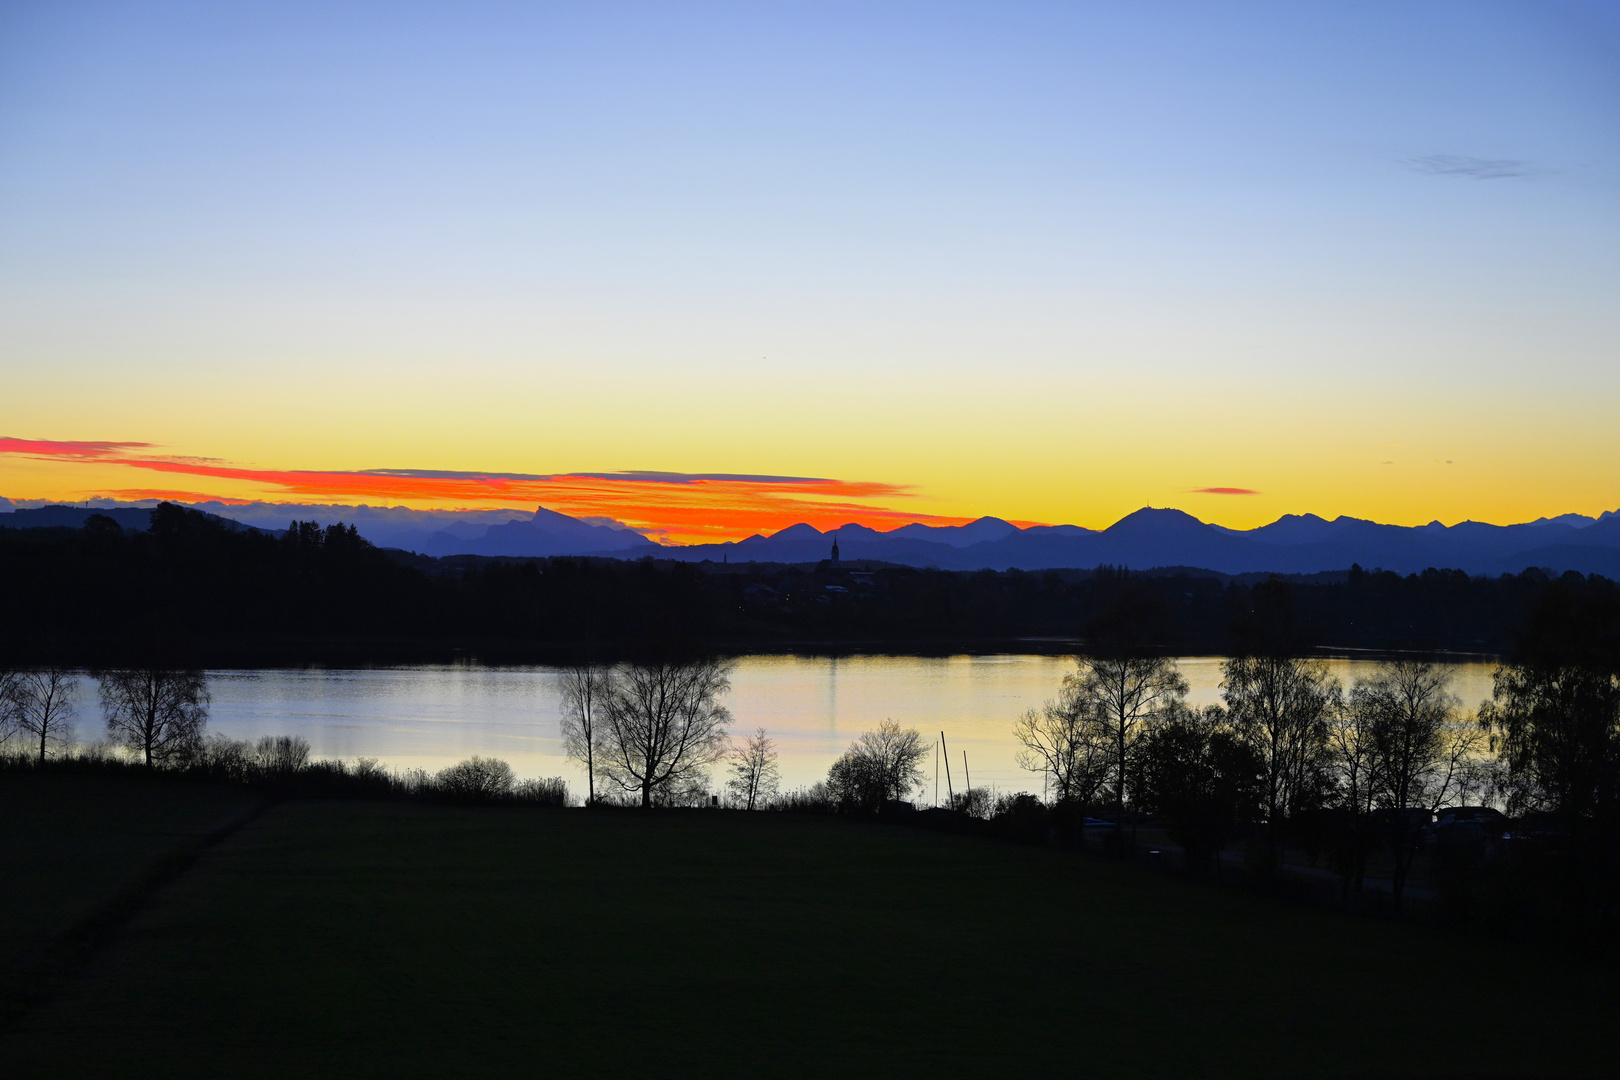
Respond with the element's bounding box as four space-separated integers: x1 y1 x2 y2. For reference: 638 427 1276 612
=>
0 773 255 991
4 795 1616 1078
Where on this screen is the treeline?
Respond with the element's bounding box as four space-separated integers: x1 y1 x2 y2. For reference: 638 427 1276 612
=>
0 507 430 662
769 574 1620 943
992 576 1618 940
0 502 1611 663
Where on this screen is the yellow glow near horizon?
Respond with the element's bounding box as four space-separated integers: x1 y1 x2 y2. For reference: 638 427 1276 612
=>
5 355 1618 539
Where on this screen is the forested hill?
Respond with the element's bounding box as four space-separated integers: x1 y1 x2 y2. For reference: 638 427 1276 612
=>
2 503 1615 665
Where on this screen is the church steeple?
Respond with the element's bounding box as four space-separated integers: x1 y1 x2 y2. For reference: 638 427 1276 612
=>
830 532 840 563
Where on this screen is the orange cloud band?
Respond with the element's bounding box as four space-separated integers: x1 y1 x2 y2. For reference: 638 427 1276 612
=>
0 437 154 460
2 437 977 543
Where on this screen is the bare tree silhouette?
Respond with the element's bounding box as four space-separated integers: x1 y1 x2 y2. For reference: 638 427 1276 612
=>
1481 653 1620 920
726 727 780 810
1325 683 1381 898
826 720 928 813
1355 661 1482 913
98 668 209 766
1067 656 1188 831
1483 661 1620 823
559 664 611 805
1223 654 1337 866
1013 680 1111 807
10 668 78 763
598 659 732 808
0 663 20 744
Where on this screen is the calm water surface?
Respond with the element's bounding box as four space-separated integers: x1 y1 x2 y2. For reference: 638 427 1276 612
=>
172 656 1497 800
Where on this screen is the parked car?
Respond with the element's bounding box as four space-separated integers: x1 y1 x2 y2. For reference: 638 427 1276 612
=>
1425 806 1509 845
1433 806 1507 830
1371 806 1434 839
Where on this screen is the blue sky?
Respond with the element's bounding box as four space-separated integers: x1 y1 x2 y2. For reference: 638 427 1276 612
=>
2 1 1617 535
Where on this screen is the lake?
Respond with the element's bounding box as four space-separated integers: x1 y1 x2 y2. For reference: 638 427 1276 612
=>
64 655 1495 802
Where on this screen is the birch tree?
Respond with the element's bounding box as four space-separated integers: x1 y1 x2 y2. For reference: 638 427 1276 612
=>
598 659 732 808
1012 691 1111 807
1071 655 1189 821
99 668 209 766
1356 660 1482 913
1223 654 1337 864
559 664 612 805
0 664 20 744
11 668 78 763
726 727 780 810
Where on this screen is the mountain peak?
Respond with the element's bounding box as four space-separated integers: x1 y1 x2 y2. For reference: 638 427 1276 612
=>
889 516 1019 548
1248 512 1345 545
1106 506 1208 532
828 522 884 539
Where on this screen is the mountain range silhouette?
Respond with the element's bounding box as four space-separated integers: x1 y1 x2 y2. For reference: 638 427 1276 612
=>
659 508 1620 577
7 500 1620 577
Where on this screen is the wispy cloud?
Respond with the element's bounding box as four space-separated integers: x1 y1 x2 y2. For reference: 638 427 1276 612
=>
360 468 553 482
562 470 834 485
1 437 966 543
1191 487 1260 496
1406 154 1536 180
0 436 156 459
360 467 852 487
104 489 260 505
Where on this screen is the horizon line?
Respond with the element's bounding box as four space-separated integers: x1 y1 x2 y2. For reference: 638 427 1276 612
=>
4 494 1615 542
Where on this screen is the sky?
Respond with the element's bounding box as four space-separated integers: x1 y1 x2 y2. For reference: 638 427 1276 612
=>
2 1 1617 544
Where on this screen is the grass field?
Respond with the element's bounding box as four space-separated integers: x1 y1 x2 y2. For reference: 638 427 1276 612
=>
3 786 1617 1078
0 772 257 983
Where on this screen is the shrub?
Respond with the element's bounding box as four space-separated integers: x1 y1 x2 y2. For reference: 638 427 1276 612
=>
0 741 573 809
435 756 516 802
991 792 1049 842
949 787 995 819
824 721 928 814
191 735 255 781
765 783 838 814
651 776 713 808
254 735 311 774
514 776 570 807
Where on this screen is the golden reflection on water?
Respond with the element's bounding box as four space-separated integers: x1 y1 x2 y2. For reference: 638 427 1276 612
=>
177 656 1501 801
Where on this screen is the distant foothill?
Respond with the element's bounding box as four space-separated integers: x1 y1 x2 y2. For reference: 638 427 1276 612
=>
4 498 1620 578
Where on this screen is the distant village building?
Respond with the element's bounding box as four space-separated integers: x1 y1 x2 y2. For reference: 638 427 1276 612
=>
830 533 840 563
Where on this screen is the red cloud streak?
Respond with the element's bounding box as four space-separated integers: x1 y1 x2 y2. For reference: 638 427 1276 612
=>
2 438 976 542
1192 487 1261 496
0 437 155 460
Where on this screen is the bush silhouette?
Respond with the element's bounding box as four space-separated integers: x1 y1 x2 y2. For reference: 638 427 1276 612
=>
436 756 516 802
